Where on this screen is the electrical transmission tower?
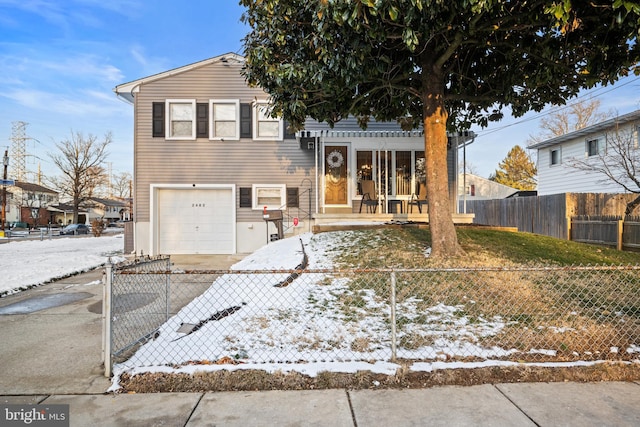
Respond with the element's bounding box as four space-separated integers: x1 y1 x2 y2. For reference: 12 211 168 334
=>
10 121 28 182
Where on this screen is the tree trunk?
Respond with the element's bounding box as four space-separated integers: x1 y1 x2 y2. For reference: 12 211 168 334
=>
421 63 464 258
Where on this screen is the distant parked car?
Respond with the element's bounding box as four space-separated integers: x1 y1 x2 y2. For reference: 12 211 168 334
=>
60 223 90 235
7 222 29 237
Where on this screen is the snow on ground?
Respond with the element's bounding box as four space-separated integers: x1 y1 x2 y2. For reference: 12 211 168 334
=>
0 234 125 296
0 230 633 389
109 231 637 390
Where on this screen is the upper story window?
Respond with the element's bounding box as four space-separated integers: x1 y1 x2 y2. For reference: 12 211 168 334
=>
210 100 240 140
586 138 601 157
166 100 196 140
550 147 561 166
254 102 283 140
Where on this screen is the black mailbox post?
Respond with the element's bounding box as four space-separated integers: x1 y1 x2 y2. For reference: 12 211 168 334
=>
263 209 284 243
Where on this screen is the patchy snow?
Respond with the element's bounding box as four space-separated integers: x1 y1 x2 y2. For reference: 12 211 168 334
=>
105 231 639 390
1 231 636 390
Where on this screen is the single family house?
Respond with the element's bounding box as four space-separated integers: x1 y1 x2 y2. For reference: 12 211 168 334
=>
528 109 640 196
114 53 473 255
6 181 59 228
81 197 129 225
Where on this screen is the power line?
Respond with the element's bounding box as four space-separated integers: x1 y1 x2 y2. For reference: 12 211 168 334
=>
473 76 640 139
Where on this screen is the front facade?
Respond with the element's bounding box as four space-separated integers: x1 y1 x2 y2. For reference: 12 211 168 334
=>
529 109 640 196
6 181 59 228
115 53 470 256
82 197 128 224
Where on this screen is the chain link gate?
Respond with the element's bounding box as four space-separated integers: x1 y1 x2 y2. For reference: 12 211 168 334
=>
104 261 640 377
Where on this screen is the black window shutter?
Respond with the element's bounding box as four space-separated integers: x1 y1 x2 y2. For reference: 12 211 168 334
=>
196 103 208 138
239 187 252 208
240 103 252 138
152 102 165 137
283 121 296 140
286 187 299 208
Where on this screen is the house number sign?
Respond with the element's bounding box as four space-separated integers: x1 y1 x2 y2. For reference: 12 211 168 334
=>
192 203 206 207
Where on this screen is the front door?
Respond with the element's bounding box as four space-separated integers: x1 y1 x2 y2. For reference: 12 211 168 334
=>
324 145 348 205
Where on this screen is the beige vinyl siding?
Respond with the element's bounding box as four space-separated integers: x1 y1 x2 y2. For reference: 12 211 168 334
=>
133 60 316 223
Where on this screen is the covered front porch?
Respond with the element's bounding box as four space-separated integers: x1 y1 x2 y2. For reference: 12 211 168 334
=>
311 211 474 232
300 127 475 229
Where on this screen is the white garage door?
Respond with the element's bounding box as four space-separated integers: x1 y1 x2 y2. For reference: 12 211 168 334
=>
157 188 234 254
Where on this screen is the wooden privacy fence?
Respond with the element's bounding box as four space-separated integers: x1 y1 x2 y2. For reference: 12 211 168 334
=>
462 193 640 249
570 215 640 250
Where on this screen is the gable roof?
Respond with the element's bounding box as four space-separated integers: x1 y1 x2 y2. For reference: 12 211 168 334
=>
12 181 57 194
528 108 640 150
83 197 126 207
114 52 244 104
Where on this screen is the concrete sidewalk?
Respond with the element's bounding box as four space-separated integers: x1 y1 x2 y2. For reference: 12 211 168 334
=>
2 382 640 426
1 255 640 426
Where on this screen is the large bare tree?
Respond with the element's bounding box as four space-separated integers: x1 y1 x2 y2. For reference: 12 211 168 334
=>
49 131 111 223
112 171 132 199
567 121 640 215
528 99 613 145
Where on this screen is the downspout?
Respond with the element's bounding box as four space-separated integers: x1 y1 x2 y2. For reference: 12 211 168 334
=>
318 131 323 214
462 132 476 214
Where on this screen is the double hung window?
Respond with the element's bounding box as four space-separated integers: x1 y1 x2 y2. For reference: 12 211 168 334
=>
166 100 196 140
254 102 283 140
550 148 561 165
587 139 601 157
210 100 240 140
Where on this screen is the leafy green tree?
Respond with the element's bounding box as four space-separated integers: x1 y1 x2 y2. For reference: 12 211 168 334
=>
491 145 537 191
240 0 640 257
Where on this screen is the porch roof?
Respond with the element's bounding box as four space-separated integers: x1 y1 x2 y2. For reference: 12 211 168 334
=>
298 129 475 147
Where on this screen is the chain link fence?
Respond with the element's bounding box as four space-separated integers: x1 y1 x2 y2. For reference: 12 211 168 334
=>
104 260 640 376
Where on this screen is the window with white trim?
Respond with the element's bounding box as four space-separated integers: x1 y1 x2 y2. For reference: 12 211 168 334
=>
586 138 601 157
210 99 240 140
550 147 561 166
253 102 283 140
166 99 196 140
252 184 286 210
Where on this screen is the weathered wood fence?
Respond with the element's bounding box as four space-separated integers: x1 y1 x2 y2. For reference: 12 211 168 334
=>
461 193 640 250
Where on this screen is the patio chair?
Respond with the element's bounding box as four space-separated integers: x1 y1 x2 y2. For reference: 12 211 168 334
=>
359 180 380 213
408 183 428 213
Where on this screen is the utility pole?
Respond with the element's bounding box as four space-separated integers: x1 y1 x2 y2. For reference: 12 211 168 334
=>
2 149 9 233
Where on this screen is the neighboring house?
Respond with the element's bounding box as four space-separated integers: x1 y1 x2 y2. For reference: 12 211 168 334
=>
47 203 89 226
7 181 59 228
528 109 640 196
458 173 518 202
81 197 128 224
114 53 473 256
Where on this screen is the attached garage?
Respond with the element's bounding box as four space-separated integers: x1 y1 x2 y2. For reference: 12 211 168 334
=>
151 185 236 255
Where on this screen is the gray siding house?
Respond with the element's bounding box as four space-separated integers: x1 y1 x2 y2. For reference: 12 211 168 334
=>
115 53 471 256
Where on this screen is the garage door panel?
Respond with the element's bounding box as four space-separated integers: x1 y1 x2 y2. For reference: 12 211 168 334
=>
157 188 234 254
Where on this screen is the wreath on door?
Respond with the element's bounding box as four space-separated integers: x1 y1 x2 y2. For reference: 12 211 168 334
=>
326 150 344 168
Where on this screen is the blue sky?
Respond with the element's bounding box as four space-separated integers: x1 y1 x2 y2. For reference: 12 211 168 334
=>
0 0 248 181
1 0 639 183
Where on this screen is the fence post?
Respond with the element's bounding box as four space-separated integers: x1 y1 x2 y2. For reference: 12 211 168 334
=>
102 261 113 378
390 271 397 362
617 218 624 251
165 256 171 320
